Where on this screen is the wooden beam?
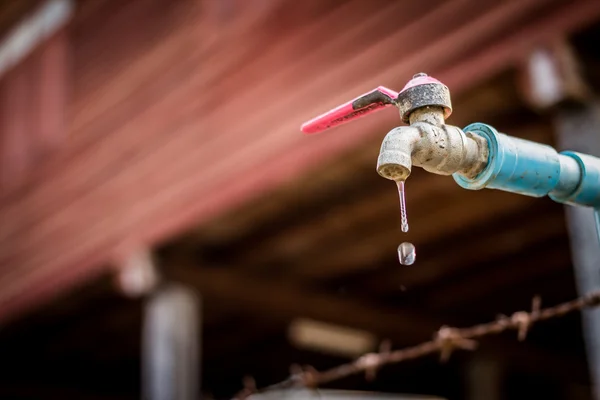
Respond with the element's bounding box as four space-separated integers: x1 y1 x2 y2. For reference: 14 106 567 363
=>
422 236 572 310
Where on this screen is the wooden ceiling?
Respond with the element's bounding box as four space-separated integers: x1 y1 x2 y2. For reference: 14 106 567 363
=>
1 0 600 399
1 0 600 324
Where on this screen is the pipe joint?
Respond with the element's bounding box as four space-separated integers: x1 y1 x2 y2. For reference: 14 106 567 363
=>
454 123 600 208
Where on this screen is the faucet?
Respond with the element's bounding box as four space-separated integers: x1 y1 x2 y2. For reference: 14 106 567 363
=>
375 73 487 183
301 73 600 210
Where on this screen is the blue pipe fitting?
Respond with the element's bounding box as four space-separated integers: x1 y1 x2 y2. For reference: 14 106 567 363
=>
453 123 561 197
453 123 600 208
551 152 600 207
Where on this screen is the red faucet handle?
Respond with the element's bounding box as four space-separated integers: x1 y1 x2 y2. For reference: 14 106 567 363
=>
300 86 399 134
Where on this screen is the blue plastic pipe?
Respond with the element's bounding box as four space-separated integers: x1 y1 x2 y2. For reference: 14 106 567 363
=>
453 123 600 209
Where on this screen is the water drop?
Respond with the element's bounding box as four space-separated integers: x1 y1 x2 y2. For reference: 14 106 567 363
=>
398 242 416 265
396 180 409 233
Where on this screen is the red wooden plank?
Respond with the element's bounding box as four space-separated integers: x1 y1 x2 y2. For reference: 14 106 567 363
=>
33 30 68 156
0 63 32 192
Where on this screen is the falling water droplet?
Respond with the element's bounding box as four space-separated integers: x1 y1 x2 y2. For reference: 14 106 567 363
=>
398 242 416 266
396 180 409 232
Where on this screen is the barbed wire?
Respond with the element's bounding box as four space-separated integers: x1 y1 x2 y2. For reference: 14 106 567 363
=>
233 290 600 399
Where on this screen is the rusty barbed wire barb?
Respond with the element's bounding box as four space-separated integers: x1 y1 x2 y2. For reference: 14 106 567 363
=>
362 339 392 381
512 295 541 341
234 290 600 400
511 311 531 341
356 353 379 381
436 326 478 362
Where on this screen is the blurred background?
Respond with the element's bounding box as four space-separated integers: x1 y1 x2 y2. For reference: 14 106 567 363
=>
2 0 600 398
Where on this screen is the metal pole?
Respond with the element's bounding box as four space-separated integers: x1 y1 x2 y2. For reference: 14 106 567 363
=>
554 103 600 399
142 283 201 400
520 42 600 396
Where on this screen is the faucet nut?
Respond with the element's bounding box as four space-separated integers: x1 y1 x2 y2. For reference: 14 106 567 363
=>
397 73 452 123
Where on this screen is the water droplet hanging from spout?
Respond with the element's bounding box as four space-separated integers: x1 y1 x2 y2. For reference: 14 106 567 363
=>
396 180 409 232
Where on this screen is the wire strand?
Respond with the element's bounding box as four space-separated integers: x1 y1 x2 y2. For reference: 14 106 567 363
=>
233 290 600 399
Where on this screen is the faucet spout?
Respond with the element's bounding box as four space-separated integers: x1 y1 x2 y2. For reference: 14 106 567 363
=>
376 126 421 181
